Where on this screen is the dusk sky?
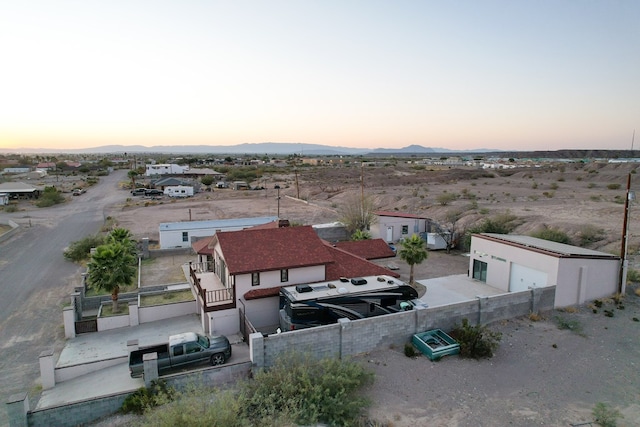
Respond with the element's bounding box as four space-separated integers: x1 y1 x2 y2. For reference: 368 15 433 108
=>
1 1 639 152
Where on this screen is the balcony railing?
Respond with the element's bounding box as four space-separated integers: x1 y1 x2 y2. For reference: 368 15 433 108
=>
188 263 235 312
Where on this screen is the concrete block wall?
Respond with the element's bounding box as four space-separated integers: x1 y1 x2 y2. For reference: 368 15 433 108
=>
23 361 252 427
165 360 252 390
262 323 341 367
28 393 130 427
255 287 557 368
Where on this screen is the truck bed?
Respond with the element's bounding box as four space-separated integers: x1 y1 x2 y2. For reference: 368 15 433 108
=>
129 344 169 366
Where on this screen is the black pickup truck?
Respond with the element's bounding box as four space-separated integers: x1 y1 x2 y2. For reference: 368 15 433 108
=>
129 332 231 378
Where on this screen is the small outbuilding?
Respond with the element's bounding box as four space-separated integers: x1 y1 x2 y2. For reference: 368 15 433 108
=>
372 211 432 243
469 233 620 307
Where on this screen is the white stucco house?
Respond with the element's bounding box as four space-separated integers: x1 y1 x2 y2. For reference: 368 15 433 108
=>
187 223 398 336
469 233 621 307
372 211 432 243
159 216 278 249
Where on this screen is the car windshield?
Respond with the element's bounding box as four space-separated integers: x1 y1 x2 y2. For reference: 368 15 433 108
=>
197 334 209 348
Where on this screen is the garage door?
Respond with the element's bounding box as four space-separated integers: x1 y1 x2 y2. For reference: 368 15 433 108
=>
509 263 548 292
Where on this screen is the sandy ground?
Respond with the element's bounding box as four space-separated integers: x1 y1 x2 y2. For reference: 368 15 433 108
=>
358 286 640 426
8 163 640 426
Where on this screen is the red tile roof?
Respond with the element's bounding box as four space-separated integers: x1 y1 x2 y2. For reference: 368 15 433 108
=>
216 225 333 275
374 211 430 219
244 286 283 300
323 241 400 281
244 242 400 300
333 239 395 259
192 236 215 255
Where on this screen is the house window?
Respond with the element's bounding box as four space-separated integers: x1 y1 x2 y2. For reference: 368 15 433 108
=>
401 225 409 235
281 269 289 283
252 272 260 286
182 232 188 242
473 260 488 282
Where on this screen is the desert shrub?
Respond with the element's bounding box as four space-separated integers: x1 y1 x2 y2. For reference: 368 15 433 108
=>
606 183 621 190
404 343 418 358
588 183 597 188
531 182 538 189
121 379 175 415
64 234 107 262
240 353 373 427
36 186 65 207
592 402 622 427
3 204 17 212
449 318 502 359
626 268 640 283
437 192 458 206
578 225 605 246
530 227 570 244
549 182 559 190
554 315 584 336
462 212 520 250
542 191 554 198
137 385 246 427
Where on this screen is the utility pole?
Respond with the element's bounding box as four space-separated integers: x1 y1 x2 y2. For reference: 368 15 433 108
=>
619 173 633 294
274 185 281 218
294 168 300 199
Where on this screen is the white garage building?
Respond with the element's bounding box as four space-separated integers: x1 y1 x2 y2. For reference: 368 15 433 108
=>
469 233 621 307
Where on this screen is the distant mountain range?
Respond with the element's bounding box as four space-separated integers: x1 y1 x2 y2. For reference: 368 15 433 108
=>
1 142 497 156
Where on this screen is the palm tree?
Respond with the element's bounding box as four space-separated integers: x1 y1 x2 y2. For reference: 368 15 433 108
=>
127 170 139 189
108 227 137 257
399 234 428 286
87 243 136 312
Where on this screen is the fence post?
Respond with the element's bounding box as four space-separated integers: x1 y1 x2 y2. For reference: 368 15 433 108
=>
143 352 158 388
129 300 139 326
249 332 264 368
39 349 56 390
63 306 76 339
338 318 352 358
6 393 29 427
477 296 489 325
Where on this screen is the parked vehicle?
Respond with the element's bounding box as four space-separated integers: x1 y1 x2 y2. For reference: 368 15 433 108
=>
144 189 163 196
72 189 84 196
128 332 231 378
278 275 424 331
131 188 146 196
164 185 194 198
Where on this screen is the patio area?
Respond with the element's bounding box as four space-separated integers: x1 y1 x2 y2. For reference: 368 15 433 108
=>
417 274 506 307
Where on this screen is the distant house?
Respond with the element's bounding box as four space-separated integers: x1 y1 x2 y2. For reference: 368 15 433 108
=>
189 224 398 335
469 233 620 307
35 162 56 172
372 211 432 243
0 182 40 199
2 167 31 174
0 193 8 205
232 181 249 190
145 164 189 176
159 216 278 249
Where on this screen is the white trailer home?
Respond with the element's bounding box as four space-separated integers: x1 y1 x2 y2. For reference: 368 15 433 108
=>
164 185 194 198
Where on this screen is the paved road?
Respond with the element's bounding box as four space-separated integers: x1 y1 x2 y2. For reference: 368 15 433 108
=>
0 170 127 426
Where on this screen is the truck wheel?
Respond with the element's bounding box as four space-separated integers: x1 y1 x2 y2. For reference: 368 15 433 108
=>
210 353 225 366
